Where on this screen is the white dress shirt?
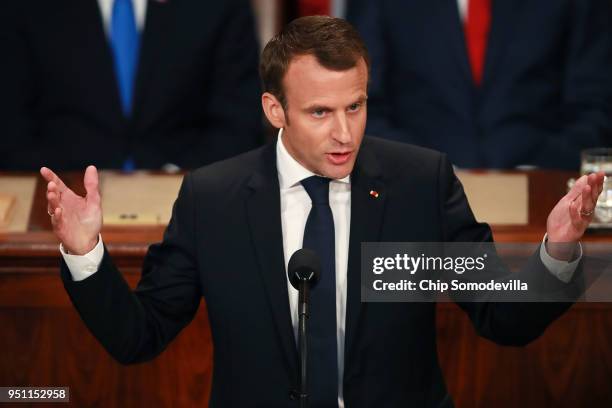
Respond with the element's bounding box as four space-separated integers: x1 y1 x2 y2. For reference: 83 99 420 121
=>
62 129 581 407
276 128 351 407
97 0 148 35
457 0 468 21
331 0 347 19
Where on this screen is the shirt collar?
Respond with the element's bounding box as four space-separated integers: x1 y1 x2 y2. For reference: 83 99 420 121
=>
276 128 351 189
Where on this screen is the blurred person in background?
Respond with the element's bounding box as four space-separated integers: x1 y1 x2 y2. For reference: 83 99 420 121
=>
348 0 612 169
0 0 263 171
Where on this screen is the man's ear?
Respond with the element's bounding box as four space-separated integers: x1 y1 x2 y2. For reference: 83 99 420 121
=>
262 92 287 129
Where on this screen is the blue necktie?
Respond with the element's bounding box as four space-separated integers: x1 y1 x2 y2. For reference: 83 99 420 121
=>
301 176 338 407
110 0 139 117
110 0 139 171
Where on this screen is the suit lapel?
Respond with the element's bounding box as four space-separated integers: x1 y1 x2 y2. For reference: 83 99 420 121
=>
482 0 525 87
245 144 298 381
344 141 387 375
435 0 472 84
72 0 124 121
433 0 525 90
132 0 171 119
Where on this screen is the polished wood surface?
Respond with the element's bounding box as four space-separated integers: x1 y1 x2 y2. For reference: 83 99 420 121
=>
1 170 611 407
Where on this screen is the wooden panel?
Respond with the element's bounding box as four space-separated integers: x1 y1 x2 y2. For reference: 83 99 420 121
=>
437 303 612 407
0 305 212 407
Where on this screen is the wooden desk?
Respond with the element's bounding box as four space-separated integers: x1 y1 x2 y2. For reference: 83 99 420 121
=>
1 171 611 407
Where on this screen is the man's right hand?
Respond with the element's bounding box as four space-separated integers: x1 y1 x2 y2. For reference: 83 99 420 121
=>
40 165 103 255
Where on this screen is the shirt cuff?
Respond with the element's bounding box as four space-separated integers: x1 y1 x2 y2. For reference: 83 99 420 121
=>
539 233 582 284
59 235 104 282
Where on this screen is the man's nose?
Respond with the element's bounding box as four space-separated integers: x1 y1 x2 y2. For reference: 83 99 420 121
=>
331 113 352 144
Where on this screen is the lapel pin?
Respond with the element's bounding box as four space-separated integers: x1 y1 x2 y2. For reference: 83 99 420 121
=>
369 190 379 198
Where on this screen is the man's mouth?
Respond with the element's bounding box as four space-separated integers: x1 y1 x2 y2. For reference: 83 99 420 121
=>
326 151 352 165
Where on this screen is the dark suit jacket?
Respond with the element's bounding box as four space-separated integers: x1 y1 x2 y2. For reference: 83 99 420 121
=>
0 0 262 170
59 136 575 407
350 0 612 169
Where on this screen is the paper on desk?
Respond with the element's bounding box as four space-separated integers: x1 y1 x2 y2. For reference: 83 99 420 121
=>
100 172 183 226
0 176 37 232
456 172 528 225
0 194 15 227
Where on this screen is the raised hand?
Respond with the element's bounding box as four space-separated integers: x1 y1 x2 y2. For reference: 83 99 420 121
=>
40 165 103 255
546 171 605 248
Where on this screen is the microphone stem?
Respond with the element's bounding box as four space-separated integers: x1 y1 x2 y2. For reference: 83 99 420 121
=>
298 279 309 408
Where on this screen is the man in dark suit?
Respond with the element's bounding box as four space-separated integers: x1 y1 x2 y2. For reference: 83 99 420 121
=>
349 0 612 169
0 0 262 171
40 16 604 407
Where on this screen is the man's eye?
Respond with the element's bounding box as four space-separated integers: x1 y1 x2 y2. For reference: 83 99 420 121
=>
348 103 362 112
312 110 326 118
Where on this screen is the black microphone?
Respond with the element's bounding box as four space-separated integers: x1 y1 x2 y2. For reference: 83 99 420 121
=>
288 248 321 291
287 248 321 408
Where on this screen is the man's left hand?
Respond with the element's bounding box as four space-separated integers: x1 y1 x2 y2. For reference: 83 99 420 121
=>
546 172 605 252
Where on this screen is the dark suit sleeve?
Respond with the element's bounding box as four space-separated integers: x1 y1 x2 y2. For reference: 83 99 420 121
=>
437 154 576 346
527 0 612 168
60 174 201 364
194 0 263 163
0 2 39 170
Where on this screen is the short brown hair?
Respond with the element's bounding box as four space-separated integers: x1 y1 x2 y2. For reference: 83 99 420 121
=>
260 16 370 110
